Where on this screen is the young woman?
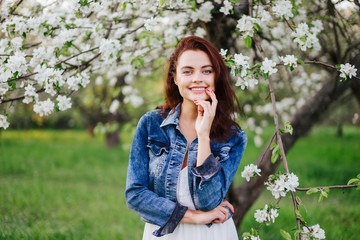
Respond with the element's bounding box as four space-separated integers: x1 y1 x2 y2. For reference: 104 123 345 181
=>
125 36 247 239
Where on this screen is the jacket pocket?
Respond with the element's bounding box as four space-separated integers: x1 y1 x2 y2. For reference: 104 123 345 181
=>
147 140 170 177
212 146 231 162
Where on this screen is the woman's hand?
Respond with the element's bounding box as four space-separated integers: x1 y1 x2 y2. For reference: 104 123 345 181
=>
181 200 235 225
211 200 234 224
194 89 218 139
194 89 217 167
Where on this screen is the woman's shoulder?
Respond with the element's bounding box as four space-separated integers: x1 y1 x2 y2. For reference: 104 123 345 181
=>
228 126 247 146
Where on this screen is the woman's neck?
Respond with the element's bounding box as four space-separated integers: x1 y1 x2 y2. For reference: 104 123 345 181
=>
180 100 197 121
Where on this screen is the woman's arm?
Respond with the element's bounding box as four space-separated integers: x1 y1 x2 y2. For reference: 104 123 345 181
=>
180 200 234 224
125 113 187 237
192 90 247 211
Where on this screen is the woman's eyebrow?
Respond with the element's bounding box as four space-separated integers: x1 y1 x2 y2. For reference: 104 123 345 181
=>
180 65 213 69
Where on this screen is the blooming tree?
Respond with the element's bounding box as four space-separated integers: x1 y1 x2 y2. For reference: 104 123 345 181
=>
1 0 360 239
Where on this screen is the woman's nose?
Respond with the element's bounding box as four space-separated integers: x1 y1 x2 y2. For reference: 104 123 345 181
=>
192 71 203 82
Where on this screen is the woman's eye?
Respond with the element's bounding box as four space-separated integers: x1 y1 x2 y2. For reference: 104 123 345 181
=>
183 71 192 74
203 70 213 74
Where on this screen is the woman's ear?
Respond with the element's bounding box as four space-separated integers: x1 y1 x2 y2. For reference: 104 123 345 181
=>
174 77 178 85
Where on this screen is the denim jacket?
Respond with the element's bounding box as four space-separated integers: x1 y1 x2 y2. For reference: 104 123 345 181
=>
125 104 247 237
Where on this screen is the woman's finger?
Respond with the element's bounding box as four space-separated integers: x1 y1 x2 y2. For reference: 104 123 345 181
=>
205 89 218 112
195 100 214 117
220 200 235 213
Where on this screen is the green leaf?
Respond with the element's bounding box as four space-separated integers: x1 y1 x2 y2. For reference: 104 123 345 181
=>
245 36 252 48
306 188 319 195
297 58 305 66
280 229 292 240
160 0 166 6
347 178 359 185
253 23 262 33
270 142 277 149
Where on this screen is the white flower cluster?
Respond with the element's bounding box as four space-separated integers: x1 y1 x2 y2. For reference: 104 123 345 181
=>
99 38 122 64
190 2 214 22
144 17 158 31
219 0 233 15
254 204 279 224
236 15 258 39
302 224 326 240
33 99 55 117
291 20 323 52
56 95 72 111
122 85 144 108
272 0 294 20
279 55 298 69
0 114 10 129
260 58 278 76
265 172 299 199
243 233 261 240
339 63 357 80
241 164 262 182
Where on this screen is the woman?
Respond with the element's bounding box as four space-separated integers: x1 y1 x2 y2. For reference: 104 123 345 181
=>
125 36 247 239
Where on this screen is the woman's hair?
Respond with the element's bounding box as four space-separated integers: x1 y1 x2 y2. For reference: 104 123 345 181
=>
159 36 242 141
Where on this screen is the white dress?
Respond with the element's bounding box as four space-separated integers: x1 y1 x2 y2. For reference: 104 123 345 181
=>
142 166 238 240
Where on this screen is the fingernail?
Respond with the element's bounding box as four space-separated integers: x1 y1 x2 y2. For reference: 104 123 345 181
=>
206 89 210 92
212 90 215 93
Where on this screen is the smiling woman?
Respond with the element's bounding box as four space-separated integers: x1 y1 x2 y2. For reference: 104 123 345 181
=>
125 36 247 240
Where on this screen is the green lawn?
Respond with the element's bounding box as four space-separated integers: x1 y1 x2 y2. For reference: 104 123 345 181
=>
0 126 359 239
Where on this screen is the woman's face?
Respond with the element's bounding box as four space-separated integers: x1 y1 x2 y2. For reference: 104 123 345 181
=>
174 50 215 104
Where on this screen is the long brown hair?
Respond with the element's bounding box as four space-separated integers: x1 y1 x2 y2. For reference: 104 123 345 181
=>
159 36 242 141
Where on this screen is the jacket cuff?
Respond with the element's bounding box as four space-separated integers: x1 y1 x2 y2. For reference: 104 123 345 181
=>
152 202 188 237
192 153 221 183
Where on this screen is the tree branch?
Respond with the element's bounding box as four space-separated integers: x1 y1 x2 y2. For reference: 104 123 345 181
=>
296 185 358 191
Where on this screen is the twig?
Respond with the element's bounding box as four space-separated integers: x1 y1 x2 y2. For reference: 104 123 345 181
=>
296 184 358 191
249 0 302 234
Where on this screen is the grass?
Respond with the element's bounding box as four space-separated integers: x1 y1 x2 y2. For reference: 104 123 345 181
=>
0 126 359 239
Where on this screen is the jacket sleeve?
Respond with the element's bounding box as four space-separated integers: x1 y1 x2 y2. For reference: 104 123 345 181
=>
125 113 187 237
190 130 247 211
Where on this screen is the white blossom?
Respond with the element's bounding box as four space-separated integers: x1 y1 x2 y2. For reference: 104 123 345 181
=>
99 38 121 63
144 17 157 31
56 95 72 111
260 58 278 75
0 83 9 96
272 0 294 20
235 76 258 90
0 114 10 129
220 48 228 57
234 53 250 67
33 98 55 117
236 15 258 39
254 204 279 224
194 27 206 38
339 63 357 80
241 164 261 182
219 0 233 15
10 37 23 51
311 20 324 34
6 51 28 76
279 55 298 68
254 135 263 147
109 99 120 114
265 172 299 199
23 84 38 104
190 2 214 22
302 224 326 240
